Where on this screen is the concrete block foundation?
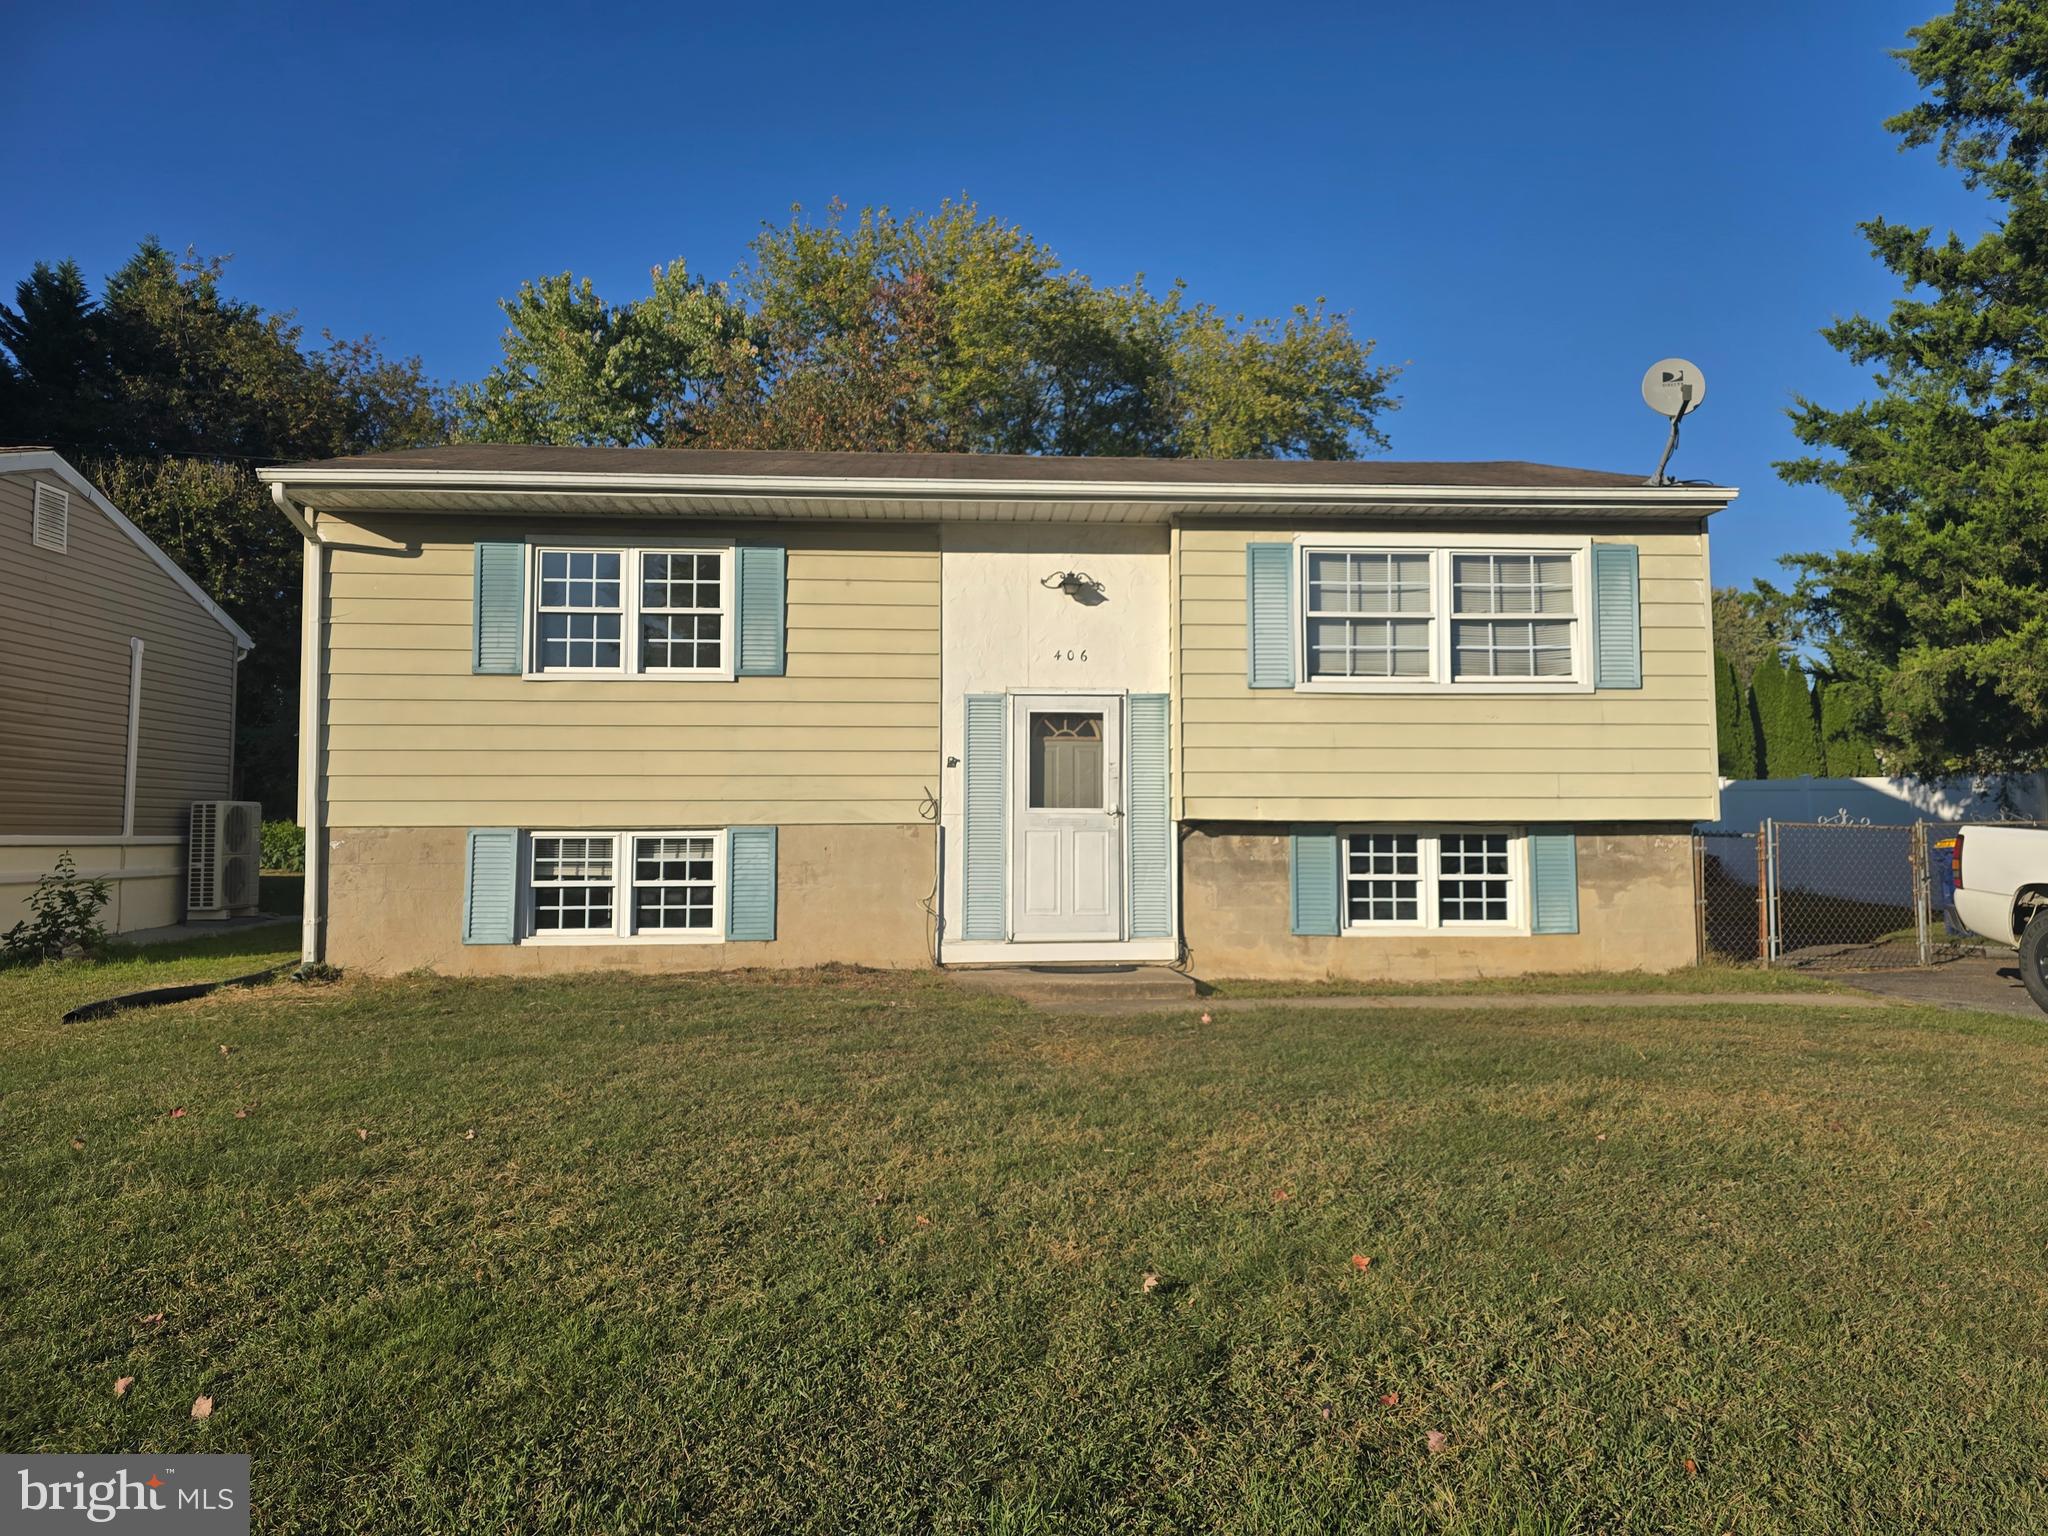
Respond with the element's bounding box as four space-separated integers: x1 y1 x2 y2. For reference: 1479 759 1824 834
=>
1180 823 1697 982
322 823 936 975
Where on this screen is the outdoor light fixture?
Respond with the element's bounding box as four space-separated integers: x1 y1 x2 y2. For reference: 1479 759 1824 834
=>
1041 569 1103 602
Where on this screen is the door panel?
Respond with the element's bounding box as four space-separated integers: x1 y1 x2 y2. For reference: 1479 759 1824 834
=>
1012 696 1124 941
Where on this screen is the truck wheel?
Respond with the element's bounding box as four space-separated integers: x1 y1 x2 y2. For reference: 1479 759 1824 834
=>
2023 910 2048 1016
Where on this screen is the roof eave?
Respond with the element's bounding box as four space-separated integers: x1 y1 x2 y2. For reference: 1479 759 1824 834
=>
256 464 1736 522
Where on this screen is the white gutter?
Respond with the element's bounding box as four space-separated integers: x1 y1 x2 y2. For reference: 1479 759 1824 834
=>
257 463 1735 511
122 638 144 838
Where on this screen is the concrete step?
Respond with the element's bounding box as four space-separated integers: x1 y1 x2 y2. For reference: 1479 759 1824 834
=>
945 964 1201 1008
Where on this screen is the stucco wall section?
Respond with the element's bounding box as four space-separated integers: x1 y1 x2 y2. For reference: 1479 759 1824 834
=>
324 823 935 974
935 523 1170 953
1182 823 1697 980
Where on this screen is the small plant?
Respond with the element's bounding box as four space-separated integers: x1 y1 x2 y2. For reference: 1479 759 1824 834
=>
290 961 343 985
2 851 112 966
262 820 307 873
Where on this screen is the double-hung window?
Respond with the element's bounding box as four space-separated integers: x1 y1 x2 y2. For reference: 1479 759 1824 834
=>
1296 538 1588 692
1342 828 1525 933
529 544 732 678
526 830 725 941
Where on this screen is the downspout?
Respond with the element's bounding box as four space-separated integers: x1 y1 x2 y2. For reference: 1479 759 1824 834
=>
122 638 144 838
274 482 324 965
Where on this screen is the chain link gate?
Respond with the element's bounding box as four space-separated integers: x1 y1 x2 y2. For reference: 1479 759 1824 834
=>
1694 818 2047 970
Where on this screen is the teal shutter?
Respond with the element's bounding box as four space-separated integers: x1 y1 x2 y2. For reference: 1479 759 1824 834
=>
1126 693 1172 939
726 826 778 940
1289 828 1340 936
1529 829 1580 934
1245 543 1296 688
1591 543 1642 689
473 542 525 674
734 545 787 677
962 695 1007 941
462 828 519 944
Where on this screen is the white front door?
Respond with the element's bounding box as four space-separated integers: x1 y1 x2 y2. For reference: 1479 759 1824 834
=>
1011 694 1123 942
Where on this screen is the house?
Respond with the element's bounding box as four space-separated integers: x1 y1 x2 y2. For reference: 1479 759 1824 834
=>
0 450 254 934
257 447 1733 980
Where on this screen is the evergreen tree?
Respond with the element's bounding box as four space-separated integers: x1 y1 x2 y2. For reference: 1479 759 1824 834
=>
1752 655 1825 778
1714 651 1760 778
1780 1 2048 772
1820 681 1885 775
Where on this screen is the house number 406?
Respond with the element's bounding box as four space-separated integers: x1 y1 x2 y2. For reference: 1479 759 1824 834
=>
1051 648 1088 662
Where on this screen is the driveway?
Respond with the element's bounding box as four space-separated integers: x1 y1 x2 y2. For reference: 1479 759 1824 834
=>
1825 951 2044 1019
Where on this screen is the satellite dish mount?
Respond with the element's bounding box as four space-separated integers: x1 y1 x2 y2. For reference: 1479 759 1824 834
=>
1641 358 1706 486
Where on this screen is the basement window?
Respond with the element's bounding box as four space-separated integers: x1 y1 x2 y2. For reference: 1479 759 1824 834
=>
525 830 725 942
1341 828 1527 934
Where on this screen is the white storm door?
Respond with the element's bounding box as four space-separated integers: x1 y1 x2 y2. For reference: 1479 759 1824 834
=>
1010 695 1124 942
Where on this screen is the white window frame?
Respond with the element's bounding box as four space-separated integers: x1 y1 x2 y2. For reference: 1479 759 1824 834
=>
1338 826 1529 936
1292 533 1592 694
521 829 727 944
522 539 736 681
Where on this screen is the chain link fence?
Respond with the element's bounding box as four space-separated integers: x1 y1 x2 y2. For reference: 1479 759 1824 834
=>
1693 818 2048 971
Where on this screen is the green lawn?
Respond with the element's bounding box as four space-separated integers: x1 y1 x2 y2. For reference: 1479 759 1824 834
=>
4 954 2047 1533
1205 963 1841 998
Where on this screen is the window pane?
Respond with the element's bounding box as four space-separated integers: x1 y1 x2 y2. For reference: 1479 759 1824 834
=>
1455 552 1574 618
1438 833 1512 924
642 613 723 671
533 836 613 881
537 551 625 670
1346 832 1422 925
631 834 716 932
1029 713 1104 809
1308 617 1430 679
1308 551 1430 616
1453 618 1573 680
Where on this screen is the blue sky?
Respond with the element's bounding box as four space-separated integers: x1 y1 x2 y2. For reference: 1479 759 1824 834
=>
1 0 1987 589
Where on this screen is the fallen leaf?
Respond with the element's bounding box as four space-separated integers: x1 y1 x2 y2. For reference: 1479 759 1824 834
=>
218 1044 231 1057
1425 1429 1449 1454
113 1377 133 1397
1350 1254 1373 1272
1199 1012 1213 1024
1141 1271 1161 1294
1684 1457 1699 1478
914 1214 931 1228
1319 1404 1331 1419
233 1109 248 1120
190 1395 213 1420
70 1138 85 1150
169 1108 187 1120
1272 1189 1291 1203
1380 1392 1400 1407
139 1312 165 1326
1828 1119 1845 1133
462 1128 476 1141
356 1128 368 1141
1595 1133 1607 1143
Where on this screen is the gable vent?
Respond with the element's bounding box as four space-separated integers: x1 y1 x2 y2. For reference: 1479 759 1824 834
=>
31 482 69 553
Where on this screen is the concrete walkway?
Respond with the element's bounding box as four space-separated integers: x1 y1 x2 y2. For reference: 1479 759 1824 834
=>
116 913 295 948
1045 990 1901 1017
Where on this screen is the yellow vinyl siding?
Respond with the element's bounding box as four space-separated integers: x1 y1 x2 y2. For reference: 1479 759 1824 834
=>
318 514 939 828
1174 522 1718 822
0 469 237 836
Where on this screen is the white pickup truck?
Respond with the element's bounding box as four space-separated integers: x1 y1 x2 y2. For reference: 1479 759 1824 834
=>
1950 825 2048 1013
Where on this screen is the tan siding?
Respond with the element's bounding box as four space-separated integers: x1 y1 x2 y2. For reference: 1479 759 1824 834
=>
0 469 237 836
1175 522 1719 821
318 514 939 828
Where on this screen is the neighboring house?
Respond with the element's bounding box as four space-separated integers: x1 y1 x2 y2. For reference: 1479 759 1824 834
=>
0 450 253 934
258 447 1733 979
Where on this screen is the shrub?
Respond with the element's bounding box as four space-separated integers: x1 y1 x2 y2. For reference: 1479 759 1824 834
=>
262 820 306 872
1 851 112 966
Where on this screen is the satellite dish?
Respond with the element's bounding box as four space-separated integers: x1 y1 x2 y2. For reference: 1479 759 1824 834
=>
1642 358 1706 419
1641 358 1706 484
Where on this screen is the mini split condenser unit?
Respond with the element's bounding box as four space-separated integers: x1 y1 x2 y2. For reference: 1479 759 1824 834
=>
187 800 262 920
